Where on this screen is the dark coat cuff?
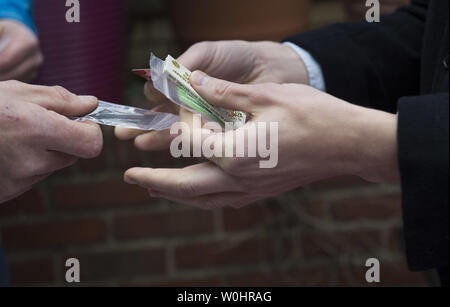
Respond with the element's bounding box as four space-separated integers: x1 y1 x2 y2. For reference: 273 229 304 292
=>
397 93 449 270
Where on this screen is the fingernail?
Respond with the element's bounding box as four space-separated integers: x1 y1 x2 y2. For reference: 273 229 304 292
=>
79 95 98 105
191 71 210 86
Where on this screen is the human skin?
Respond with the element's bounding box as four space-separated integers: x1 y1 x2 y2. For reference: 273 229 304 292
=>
0 19 43 82
122 71 399 209
115 40 308 149
0 81 103 203
115 41 399 209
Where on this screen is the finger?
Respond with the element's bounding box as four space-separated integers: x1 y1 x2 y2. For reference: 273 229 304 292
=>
38 151 78 175
0 37 11 53
134 129 175 151
0 52 43 82
178 109 236 165
4 82 98 116
115 127 146 140
0 32 39 74
115 103 180 144
124 162 242 197
144 81 167 103
151 102 179 115
45 115 103 159
143 42 214 103
149 190 258 210
177 41 217 72
190 71 255 113
29 86 98 116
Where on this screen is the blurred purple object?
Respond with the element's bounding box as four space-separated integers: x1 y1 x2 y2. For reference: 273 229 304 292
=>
33 0 127 102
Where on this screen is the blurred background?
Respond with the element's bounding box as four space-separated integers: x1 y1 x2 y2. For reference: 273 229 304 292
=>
0 0 434 287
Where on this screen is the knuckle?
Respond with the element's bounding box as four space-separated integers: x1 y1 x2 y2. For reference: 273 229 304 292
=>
251 84 275 103
213 81 232 100
190 41 211 52
51 85 73 103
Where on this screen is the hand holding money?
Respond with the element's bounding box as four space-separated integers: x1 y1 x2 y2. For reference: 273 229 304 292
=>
115 40 309 150
122 72 400 209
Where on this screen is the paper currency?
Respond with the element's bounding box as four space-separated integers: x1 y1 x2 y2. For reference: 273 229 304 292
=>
150 53 246 128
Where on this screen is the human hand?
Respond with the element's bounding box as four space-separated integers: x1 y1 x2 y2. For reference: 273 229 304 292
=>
115 40 309 150
123 72 400 209
0 81 103 203
0 20 43 82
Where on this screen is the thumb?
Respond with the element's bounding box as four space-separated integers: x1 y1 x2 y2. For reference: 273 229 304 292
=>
190 70 255 113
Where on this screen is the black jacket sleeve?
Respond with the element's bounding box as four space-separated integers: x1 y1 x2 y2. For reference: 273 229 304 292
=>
286 0 449 274
285 0 428 113
398 93 449 271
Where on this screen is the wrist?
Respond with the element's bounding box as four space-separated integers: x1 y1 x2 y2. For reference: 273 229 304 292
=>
350 106 400 183
255 41 309 84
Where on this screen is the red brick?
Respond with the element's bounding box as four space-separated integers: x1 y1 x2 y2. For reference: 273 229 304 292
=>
52 180 152 211
112 138 141 169
338 259 428 286
113 209 214 240
9 257 55 286
175 238 276 270
295 199 328 219
330 194 402 221
1 218 107 250
78 151 109 173
146 150 192 168
228 267 333 287
123 278 223 287
0 188 45 218
66 248 165 282
222 205 280 232
299 230 383 259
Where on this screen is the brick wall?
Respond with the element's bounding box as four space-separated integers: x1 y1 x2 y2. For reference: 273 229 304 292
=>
0 0 433 286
